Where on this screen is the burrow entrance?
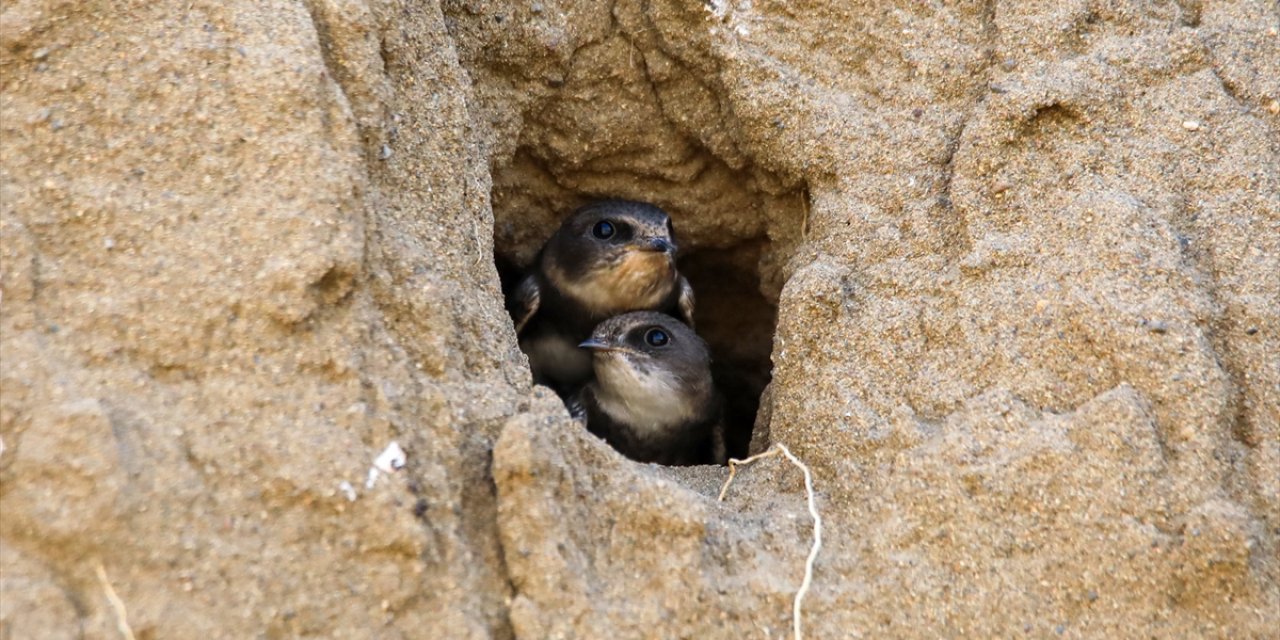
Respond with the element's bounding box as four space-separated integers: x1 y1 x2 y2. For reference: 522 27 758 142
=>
492 150 803 460
482 28 806 460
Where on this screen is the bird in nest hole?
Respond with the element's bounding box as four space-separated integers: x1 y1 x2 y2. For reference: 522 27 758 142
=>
507 199 695 397
570 311 726 466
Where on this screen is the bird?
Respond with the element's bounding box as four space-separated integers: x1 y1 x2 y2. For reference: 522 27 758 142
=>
570 311 725 466
508 200 695 395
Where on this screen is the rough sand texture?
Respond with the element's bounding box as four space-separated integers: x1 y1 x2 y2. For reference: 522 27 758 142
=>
2 0 1277 638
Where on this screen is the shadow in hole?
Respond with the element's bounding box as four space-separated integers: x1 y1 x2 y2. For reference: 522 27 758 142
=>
679 240 776 459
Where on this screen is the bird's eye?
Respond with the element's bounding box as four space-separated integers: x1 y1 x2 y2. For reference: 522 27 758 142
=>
644 328 670 347
592 220 615 239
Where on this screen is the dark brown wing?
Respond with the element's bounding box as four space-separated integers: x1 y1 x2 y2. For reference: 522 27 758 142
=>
565 388 590 424
675 274 696 329
508 274 541 335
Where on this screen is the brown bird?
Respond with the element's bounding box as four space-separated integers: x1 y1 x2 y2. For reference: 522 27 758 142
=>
571 312 725 466
508 200 695 395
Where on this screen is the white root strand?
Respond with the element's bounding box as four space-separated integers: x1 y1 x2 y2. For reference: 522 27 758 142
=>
718 443 822 640
95 562 137 640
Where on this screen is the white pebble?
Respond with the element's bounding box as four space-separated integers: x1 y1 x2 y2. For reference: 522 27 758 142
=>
338 480 357 502
366 441 407 489
374 441 406 473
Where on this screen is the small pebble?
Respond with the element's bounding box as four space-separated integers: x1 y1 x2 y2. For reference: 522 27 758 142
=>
379 144 392 160
1268 100 1279 114
1182 120 1200 131
338 481 357 502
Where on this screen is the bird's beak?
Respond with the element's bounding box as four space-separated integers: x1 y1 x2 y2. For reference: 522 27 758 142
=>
579 338 614 351
635 237 675 254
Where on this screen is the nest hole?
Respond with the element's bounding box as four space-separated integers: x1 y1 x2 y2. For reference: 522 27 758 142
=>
492 155 794 461
494 231 778 460
485 33 806 460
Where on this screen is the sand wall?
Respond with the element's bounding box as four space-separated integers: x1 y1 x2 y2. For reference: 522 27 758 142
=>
2 0 1276 637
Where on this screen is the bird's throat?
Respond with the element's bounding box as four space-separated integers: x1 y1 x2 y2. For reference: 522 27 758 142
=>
552 251 675 316
593 355 698 433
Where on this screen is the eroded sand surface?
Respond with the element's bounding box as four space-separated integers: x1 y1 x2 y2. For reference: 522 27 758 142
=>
2 0 1277 637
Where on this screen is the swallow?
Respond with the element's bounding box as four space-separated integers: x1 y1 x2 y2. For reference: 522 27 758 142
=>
570 312 725 466
508 200 695 395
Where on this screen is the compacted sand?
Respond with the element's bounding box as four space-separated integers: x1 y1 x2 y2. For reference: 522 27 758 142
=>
2 0 1277 637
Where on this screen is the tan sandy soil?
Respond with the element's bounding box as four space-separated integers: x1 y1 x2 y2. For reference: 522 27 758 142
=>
2 0 1277 637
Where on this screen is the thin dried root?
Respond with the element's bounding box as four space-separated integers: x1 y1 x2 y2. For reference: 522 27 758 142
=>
718 443 822 640
94 562 137 640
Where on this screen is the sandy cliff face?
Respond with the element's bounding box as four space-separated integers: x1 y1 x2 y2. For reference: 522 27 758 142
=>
2 0 1276 638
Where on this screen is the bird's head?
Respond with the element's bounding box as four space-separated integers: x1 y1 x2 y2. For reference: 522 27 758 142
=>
542 200 681 314
579 311 711 396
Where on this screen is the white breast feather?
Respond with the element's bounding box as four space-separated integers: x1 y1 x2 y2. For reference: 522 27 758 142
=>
594 356 697 434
